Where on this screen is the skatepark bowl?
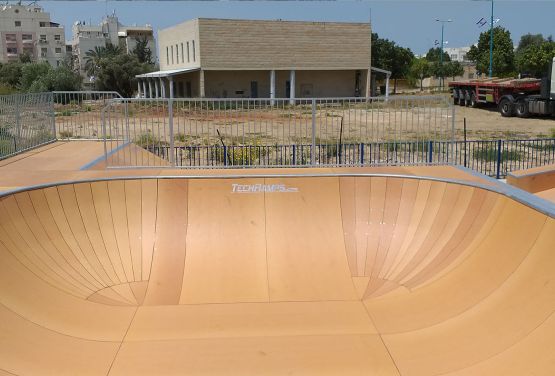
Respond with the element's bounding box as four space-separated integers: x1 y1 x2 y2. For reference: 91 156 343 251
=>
0 174 554 375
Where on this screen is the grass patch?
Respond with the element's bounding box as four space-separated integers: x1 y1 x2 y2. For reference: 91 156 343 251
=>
59 130 73 138
474 147 522 162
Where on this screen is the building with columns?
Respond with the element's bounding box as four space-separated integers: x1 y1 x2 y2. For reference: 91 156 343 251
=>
136 18 387 100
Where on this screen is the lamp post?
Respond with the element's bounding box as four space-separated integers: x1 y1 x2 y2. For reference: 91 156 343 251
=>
436 18 452 88
489 0 494 77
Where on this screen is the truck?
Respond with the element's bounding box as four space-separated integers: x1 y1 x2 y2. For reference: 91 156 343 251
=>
448 56 555 118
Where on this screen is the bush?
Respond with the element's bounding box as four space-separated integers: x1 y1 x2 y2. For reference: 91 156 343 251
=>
474 146 522 162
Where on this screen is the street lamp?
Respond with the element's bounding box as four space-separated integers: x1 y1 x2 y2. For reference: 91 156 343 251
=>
489 0 494 77
435 18 452 88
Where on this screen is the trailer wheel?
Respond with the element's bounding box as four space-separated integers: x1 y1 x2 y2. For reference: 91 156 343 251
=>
459 91 467 106
499 98 514 117
515 99 530 118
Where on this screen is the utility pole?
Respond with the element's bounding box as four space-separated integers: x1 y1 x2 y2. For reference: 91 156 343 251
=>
436 18 452 88
489 0 494 77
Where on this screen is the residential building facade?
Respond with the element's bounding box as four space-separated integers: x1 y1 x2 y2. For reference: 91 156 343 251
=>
0 3 66 66
71 12 156 78
444 46 472 63
137 18 378 100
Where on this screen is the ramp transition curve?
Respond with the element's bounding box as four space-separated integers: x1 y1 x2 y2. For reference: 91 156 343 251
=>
0 176 553 375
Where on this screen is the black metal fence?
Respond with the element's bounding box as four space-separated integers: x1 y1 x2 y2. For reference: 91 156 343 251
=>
146 138 555 178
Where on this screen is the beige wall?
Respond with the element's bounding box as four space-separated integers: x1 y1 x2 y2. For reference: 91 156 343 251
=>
158 19 200 71
158 18 371 72
197 69 368 98
198 19 371 71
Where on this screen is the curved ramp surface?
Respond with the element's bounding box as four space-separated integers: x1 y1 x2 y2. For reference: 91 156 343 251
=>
0 176 554 375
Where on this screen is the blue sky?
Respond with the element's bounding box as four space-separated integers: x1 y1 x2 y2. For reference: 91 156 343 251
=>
40 0 555 55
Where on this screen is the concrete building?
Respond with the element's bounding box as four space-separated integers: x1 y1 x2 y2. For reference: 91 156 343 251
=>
444 46 472 63
0 3 66 66
136 18 388 100
71 12 156 78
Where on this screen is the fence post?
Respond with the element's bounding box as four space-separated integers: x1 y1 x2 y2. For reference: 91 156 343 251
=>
292 144 296 165
223 145 227 167
428 140 433 163
360 143 364 165
311 99 316 165
168 98 175 167
496 139 502 179
15 95 21 139
50 93 56 138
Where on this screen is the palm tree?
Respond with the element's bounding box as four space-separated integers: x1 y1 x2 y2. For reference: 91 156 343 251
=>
83 43 123 77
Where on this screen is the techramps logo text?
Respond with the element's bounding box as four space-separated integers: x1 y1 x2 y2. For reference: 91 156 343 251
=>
231 183 299 194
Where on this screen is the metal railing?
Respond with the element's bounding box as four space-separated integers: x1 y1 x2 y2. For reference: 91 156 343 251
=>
53 91 123 140
101 96 455 168
0 92 55 160
135 138 555 178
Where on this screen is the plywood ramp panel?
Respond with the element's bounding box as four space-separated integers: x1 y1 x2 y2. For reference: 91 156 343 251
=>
0 304 119 376
265 177 357 302
383 217 555 376
0 240 135 341
111 334 399 375
365 198 546 334
180 178 269 304
143 179 188 305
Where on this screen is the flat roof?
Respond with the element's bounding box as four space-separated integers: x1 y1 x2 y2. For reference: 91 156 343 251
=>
136 67 200 78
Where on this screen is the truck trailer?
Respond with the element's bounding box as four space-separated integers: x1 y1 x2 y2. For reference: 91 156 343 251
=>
449 56 555 118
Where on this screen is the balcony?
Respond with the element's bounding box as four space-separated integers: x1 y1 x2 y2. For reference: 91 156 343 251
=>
38 39 48 44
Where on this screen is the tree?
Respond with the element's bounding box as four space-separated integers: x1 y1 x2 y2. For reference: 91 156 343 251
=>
467 26 515 77
28 66 82 93
445 61 465 80
95 54 153 97
515 39 555 77
18 52 33 64
84 43 123 78
19 62 51 91
425 47 451 63
133 36 153 64
371 33 414 93
408 58 431 91
515 33 545 54
0 62 23 88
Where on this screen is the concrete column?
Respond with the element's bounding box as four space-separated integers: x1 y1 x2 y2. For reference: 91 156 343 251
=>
160 78 165 98
270 70 276 105
148 79 153 99
385 74 391 101
137 80 142 98
155 79 159 98
289 69 296 105
142 81 148 99
169 76 174 99
199 69 206 98
365 68 371 98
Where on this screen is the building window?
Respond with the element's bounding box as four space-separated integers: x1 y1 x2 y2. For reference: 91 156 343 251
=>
15 21 21 27
5 34 16 42
55 47 62 54
171 45 174 64
186 41 190 63
41 48 47 57
54 35 61 41
192 40 196 62
6 47 18 55
40 34 47 41
57 60 61 67
22 34 32 41
176 44 179 63
180 43 184 63
166 46 169 65
39 21 47 27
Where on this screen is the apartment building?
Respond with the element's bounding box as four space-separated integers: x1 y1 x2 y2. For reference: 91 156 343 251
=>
443 47 472 63
71 12 157 78
0 3 66 66
136 18 385 100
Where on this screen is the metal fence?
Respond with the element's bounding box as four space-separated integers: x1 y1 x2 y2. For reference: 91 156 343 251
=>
137 138 555 178
101 96 455 168
53 91 123 140
0 92 55 160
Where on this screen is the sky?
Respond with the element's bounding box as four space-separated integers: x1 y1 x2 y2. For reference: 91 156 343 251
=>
34 0 555 55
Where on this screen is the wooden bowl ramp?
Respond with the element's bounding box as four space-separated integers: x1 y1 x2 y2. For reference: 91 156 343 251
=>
0 176 553 375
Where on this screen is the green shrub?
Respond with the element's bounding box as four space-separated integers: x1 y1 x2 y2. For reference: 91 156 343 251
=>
474 146 522 162
59 130 73 138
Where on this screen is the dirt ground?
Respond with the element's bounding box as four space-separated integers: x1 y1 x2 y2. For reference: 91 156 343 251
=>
453 104 555 140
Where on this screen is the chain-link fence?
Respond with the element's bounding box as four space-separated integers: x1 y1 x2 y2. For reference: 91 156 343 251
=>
102 96 455 168
0 92 55 160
